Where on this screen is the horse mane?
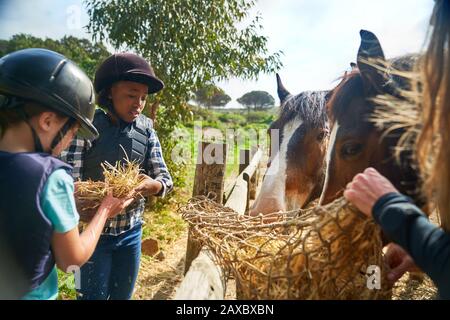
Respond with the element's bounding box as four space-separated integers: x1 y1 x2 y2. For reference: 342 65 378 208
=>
278 91 328 129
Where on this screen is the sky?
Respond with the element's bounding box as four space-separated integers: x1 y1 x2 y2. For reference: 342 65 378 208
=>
0 0 434 108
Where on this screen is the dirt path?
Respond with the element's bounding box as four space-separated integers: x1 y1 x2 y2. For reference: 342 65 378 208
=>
134 230 188 300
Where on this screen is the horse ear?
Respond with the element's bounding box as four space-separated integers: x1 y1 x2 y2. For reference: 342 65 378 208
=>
357 29 387 94
276 73 291 104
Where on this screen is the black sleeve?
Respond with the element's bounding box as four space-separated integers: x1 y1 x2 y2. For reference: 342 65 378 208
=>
372 192 450 299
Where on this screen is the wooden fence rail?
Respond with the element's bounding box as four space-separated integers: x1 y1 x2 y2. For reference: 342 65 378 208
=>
224 148 262 214
175 142 263 300
184 142 227 275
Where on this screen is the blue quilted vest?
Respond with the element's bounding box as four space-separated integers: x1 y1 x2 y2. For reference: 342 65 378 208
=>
0 151 72 292
82 109 152 181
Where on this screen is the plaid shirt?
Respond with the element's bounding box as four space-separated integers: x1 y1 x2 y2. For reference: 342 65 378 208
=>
60 120 173 236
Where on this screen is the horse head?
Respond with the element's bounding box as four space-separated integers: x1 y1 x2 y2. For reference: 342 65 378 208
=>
250 74 329 215
319 30 424 208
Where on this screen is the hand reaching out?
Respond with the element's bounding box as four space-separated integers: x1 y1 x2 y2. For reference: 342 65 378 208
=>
134 174 162 197
343 167 399 217
98 190 135 218
384 243 420 284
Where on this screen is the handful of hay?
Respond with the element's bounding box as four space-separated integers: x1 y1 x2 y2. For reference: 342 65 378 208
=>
75 159 145 221
179 197 392 300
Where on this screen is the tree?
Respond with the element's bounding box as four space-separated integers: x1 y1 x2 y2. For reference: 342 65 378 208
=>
85 0 282 126
0 34 110 80
193 84 231 108
237 91 275 110
211 92 232 108
85 0 282 190
0 40 7 56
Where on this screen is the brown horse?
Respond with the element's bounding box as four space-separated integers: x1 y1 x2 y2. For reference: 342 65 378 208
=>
250 75 329 215
319 30 425 209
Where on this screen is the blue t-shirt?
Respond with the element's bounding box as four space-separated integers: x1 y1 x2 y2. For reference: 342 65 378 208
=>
22 169 79 300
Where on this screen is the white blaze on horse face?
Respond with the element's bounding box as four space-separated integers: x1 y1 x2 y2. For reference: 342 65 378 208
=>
319 120 339 205
250 117 303 215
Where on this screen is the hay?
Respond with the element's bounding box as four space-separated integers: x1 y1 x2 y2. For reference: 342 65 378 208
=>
179 197 392 300
75 157 145 211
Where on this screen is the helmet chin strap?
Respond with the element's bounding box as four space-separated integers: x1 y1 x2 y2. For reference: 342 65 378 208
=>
19 108 76 153
16 108 45 153
2 94 80 153
49 118 76 151
19 121 44 152
28 123 45 153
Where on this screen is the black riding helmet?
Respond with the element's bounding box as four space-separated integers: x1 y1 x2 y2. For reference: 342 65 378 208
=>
0 48 98 141
94 52 164 95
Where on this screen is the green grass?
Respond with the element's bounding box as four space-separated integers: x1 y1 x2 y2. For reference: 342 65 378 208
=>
178 107 272 196
141 205 187 251
57 269 77 300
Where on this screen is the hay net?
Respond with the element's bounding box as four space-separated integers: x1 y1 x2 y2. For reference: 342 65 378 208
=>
179 196 392 300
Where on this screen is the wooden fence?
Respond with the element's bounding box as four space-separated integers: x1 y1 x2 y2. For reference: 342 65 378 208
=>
174 142 263 299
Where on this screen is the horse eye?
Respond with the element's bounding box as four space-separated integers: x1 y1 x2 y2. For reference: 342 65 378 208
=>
316 132 326 141
341 142 363 158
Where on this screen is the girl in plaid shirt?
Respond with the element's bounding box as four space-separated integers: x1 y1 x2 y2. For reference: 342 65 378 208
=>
61 53 173 300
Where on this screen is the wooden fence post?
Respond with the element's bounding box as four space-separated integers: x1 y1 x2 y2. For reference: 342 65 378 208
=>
239 149 250 175
239 148 259 202
184 141 227 274
176 147 263 300
249 146 259 200
232 148 262 299
239 149 251 211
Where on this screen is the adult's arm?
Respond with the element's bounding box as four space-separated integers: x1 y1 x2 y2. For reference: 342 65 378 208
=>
373 192 450 299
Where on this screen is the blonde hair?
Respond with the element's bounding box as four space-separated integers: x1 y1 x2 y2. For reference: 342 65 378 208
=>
416 0 450 231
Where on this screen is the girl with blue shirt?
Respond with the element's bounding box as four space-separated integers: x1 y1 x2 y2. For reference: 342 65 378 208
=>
0 49 135 300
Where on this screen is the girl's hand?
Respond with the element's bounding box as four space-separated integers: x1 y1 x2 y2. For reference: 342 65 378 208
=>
134 174 162 197
384 243 420 284
343 167 398 217
53 192 133 272
98 191 135 218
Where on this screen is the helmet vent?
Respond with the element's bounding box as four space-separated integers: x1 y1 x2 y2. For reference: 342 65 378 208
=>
49 59 67 82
